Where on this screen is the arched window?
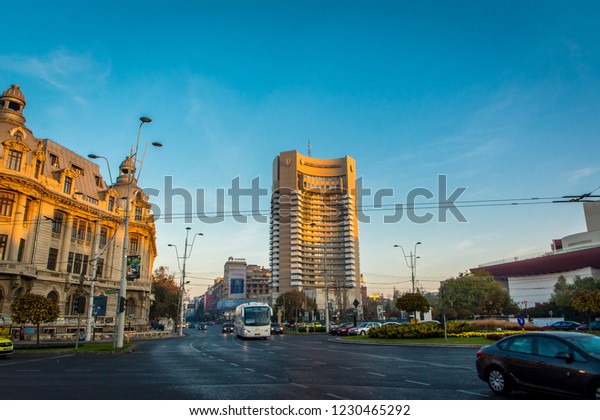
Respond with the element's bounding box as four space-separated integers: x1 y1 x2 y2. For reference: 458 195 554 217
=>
0 192 14 216
47 291 59 305
126 297 135 318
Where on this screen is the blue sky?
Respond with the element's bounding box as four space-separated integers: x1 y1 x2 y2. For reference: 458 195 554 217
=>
2 1 599 297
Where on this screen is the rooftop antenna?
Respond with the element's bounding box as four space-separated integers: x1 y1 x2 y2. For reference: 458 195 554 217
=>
307 139 311 157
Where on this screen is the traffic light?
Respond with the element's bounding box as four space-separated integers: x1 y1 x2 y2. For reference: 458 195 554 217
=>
72 296 85 314
77 296 86 314
118 297 126 313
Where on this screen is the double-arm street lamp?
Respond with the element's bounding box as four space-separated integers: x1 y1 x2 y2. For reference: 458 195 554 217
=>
169 227 203 336
309 222 330 333
73 191 102 342
393 242 422 293
90 116 161 349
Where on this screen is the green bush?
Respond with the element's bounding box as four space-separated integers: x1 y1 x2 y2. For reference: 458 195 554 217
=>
446 320 473 334
368 323 444 339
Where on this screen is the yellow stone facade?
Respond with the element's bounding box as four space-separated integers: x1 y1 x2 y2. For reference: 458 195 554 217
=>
0 84 157 339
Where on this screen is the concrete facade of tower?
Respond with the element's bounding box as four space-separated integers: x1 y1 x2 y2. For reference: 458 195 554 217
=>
270 150 361 316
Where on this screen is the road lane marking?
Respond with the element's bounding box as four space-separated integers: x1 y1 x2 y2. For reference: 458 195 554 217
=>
229 363 239 367
0 354 73 367
314 361 326 365
457 390 490 397
367 372 386 377
326 393 350 400
244 368 255 372
264 374 277 380
405 379 430 386
291 382 308 389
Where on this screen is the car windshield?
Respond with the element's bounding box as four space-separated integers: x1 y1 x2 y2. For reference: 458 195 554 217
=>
566 334 600 358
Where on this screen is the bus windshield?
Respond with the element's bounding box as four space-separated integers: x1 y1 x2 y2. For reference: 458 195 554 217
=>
244 307 270 326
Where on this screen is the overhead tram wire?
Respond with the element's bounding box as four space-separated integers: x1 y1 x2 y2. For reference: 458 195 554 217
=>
147 195 572 221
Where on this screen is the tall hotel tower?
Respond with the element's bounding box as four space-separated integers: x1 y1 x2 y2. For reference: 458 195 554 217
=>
270 150 360 314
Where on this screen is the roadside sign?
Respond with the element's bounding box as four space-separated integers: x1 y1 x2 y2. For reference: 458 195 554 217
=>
104 290 119 295
517 314 525 327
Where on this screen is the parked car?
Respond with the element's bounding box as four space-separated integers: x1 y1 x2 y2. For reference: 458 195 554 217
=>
222 322 234 333
382 322 404 327
336 324 355 336
476 331 600 399
330 322 353 335
0 337 13 357
549 321 583 331
197 323 207 331
150 321 165 331
577 321 600 331
348 322 381 335
270 323 283 335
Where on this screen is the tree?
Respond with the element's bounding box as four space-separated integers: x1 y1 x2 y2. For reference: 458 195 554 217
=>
571 290 600 330
149 266 180 322
274 290 314 323
396 292 430 320
437 271 517 319
10 293 59 344
550 276 600 319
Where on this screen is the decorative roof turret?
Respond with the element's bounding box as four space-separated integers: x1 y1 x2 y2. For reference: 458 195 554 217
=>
116 155 137 186
0 84 27 125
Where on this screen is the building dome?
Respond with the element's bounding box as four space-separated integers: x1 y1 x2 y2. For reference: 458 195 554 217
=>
116 155 137 185
2 84 26 104
0 84 27 124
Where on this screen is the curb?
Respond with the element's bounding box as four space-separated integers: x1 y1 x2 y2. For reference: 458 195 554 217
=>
327 337 482 348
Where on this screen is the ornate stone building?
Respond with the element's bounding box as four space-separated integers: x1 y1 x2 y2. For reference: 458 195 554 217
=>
0 84 158 338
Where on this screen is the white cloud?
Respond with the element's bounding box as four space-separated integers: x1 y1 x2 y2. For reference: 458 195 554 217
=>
0 48 111 101
567 166 598 184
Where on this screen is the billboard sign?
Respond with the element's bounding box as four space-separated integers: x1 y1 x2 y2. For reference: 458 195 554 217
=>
227 266 246 299
126 255 141 280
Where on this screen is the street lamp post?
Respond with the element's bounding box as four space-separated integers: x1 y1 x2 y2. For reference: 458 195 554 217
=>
394 242 422 322
73 192 101 342
309 222 330 333
393 242 422 293
169 227 203 336
90 116 161 349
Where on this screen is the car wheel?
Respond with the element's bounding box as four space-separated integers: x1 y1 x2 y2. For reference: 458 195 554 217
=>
487 368 511 396
590 382 600 400
360 331 366 335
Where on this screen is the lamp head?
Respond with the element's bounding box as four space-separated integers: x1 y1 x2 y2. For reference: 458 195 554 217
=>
168 244 174 247
151 141 163 148
140 116 152 123
88 153 100 159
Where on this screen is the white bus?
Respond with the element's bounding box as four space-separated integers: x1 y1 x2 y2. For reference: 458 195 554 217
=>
234 302 272 339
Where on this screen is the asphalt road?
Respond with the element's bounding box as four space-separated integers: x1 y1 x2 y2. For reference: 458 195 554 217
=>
0 326 545 400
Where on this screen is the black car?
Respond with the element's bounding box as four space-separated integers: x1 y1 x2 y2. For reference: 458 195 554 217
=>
549 320 583 330
476 331 600 399
270 323 283 335
577 321 600 331
222 322 234 333
197 323 207 331
150 321 165 331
